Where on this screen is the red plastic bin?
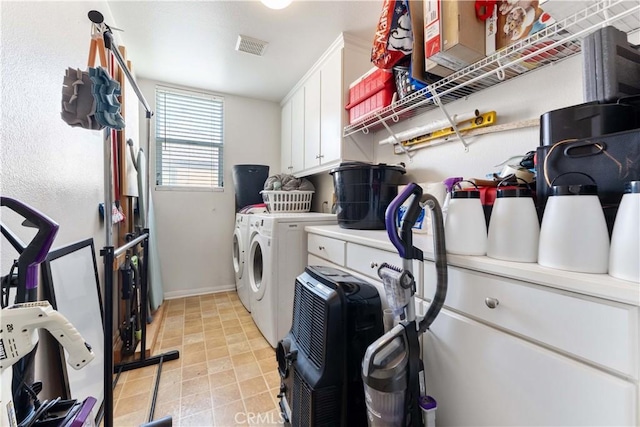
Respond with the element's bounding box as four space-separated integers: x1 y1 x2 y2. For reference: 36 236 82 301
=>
345 68 395 124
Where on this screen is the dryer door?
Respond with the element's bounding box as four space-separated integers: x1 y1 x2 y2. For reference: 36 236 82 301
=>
249 234 269 301
233 227 244 280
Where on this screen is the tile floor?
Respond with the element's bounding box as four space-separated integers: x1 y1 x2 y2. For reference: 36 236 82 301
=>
112 291 282 426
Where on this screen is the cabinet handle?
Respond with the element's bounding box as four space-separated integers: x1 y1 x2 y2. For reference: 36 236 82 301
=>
485 297 499 309
370 262 378 269
318 246 325 251
288 166 293 170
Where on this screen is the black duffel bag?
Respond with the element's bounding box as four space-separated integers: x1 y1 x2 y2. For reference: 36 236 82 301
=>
536 128 640 233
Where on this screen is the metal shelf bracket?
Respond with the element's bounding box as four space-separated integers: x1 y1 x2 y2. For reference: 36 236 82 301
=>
375 111 414 161
428 87 470 152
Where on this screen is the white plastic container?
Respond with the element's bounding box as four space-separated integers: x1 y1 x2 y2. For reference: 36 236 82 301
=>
445 187 487 255
487 186 540 262
609 181 640 282
538 177 609 273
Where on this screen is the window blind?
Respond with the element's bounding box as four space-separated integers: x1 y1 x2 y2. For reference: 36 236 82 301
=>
155 86 224 189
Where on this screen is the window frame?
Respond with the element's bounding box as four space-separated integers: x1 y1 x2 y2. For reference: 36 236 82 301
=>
154 85 225 191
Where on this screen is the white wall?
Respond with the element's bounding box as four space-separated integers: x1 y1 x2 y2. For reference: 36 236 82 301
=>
1 0 121 399
0 1 117 258
311 55 584 201
138 79 281 299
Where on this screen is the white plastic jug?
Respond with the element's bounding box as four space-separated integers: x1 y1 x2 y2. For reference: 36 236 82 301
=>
487 182 540 262
538 173 609 273
609 181 640 282
445 183 487 256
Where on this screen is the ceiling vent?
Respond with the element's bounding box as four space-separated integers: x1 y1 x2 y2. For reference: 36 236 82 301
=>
235 35 269 56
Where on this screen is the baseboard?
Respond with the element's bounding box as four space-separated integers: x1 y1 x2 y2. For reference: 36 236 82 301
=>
164 285 236 300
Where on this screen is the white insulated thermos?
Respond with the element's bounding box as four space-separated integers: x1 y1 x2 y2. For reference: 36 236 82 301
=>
538 173 610 273
609 181 640 282
445 183 487 256
487 184 540 262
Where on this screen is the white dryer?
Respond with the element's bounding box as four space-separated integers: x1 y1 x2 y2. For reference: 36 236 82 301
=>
233 213 251 312
247 213 337 347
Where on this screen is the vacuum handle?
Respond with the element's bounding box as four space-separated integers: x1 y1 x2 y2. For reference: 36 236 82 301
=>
363 323 406 375
0 197 58 295
385 183 423 259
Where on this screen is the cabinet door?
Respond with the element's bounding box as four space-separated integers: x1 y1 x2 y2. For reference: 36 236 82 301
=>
308 233 345 266
423 263 639 378
319 47 343 164
346 243 422 293
280 99 292 174
422 307 636 426
291 88 305 174
304 70 321 169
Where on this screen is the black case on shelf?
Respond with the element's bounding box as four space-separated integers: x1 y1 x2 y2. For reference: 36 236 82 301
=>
583 25 640 103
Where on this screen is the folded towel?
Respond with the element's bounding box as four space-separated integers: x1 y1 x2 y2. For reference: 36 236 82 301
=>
263 174 315 191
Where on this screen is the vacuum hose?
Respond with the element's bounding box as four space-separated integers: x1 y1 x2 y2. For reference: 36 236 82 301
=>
418 194 448 334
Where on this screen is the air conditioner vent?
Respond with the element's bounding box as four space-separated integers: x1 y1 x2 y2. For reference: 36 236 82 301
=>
235 34 268 56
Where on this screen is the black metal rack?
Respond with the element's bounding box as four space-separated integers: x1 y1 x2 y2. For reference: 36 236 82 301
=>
89 11 179 427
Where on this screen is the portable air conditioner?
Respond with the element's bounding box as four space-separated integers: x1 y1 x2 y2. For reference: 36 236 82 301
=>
276 265 383 426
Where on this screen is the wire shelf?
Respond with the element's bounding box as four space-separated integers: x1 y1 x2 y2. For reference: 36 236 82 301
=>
343 0 640 137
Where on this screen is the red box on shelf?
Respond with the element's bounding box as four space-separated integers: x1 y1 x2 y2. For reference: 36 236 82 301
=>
345 67 395 124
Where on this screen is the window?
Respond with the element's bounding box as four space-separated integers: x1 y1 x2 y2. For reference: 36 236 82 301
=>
155 86 224 189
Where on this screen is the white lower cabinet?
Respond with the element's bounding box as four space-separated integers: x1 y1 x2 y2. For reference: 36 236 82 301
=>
306 229 640 426
308 234 345 266
345 242 422 294
423 307 636 426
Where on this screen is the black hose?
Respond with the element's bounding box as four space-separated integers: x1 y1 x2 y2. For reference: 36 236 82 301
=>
418 194 448 334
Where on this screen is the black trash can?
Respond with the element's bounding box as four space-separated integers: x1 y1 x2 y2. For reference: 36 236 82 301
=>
330 162 406 230
232 164 269 212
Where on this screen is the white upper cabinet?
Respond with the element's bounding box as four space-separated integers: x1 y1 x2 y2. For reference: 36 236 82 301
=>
304 69 321 169
280 90 305 175
290 88 305 174
318 47 342 166
280 98 292 174
280 33 374 177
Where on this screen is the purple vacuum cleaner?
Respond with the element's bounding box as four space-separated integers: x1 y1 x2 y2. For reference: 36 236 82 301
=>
362 183 448 426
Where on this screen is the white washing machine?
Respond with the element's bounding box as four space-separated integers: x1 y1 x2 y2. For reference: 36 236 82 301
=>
233 213 251 312
247 213 337 347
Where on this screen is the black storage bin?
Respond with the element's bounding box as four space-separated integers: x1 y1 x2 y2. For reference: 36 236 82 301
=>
231 164 269 212
330 162 406 230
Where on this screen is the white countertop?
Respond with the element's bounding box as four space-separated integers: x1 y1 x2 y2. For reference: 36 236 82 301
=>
305 225 640 307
